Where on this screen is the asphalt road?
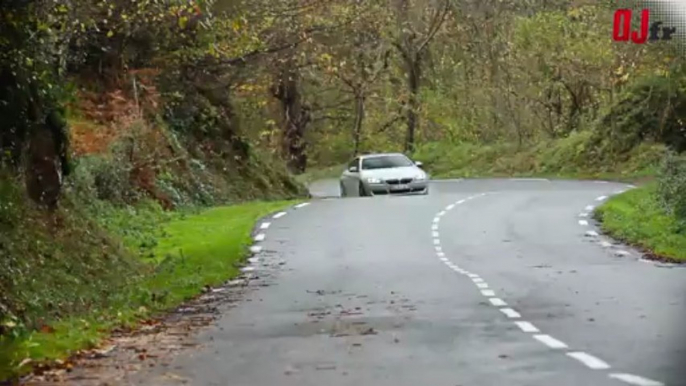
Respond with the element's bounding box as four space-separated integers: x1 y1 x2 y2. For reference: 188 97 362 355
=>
135 178 686 386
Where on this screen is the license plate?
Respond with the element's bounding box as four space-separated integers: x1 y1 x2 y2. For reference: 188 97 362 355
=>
391 184 409 191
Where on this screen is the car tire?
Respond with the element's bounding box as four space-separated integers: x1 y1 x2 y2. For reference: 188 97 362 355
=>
358 182 369 197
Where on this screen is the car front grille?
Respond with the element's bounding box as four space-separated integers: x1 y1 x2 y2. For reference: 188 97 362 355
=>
386 178 413 185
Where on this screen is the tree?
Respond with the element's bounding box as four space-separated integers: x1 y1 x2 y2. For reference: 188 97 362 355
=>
391 0 450 153
317 0 390 156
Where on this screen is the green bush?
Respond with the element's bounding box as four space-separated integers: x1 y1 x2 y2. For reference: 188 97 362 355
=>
657 153 686 226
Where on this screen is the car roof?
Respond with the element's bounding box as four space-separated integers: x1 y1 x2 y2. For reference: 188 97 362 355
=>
359 153 407 159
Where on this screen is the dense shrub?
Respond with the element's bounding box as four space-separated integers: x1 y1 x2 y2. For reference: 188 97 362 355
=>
657 153 686 227
598 70 686 154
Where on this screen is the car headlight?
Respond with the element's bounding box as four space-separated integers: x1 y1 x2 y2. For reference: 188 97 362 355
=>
366 177 382 184
414 174 427 181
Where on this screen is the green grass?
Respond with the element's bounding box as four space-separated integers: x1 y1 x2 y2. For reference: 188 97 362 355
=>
411 135 665 182
303 134 666 184
0 199 296 381
296 164 345 184
595 184 686 262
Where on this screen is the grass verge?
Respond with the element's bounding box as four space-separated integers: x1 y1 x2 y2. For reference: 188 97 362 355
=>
595 184 686 262
304 134 667 184
411 135 665 182
0 199 296 381
296 164 345 185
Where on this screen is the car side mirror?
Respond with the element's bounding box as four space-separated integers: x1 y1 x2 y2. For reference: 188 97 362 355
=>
348 166 359 173
415 161 423 167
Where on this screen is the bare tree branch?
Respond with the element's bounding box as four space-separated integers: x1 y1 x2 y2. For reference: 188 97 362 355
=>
417 0 451 54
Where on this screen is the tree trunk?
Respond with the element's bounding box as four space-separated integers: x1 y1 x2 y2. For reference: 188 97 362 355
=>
405 58 421 153
352 92 365 156
273 62 308 174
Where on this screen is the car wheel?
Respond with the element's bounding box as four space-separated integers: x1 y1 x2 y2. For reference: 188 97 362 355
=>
358 182 368 197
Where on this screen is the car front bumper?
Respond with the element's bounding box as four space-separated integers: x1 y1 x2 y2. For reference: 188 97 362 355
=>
363 180 429 195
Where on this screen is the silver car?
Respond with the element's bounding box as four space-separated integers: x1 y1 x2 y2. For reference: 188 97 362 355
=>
339 153 429 197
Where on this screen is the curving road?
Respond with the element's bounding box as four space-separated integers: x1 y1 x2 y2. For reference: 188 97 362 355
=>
136 178 686 386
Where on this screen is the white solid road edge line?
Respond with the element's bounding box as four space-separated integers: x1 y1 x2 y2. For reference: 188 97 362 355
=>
273 212 287 219
254 233 266 242
567 352 611 370
514 321 540 333
533 334 568 349
609 373 664 386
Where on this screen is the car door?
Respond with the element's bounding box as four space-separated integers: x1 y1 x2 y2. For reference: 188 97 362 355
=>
341 157 361 194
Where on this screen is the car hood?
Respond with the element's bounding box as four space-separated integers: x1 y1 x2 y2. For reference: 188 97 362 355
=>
360 166 425 180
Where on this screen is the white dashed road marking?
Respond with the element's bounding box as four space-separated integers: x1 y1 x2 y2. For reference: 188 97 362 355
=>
249 245 262 254
533 334 568 349
254 233 266 242
567 352 611 370
430 185 662 383
500 308 521 318
609 373 665 386
514 321 540 333
273 212 287 219
260 222 271 230
295 202 310 208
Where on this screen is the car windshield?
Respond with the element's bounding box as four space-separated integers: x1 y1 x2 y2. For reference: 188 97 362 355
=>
361 155 414 170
